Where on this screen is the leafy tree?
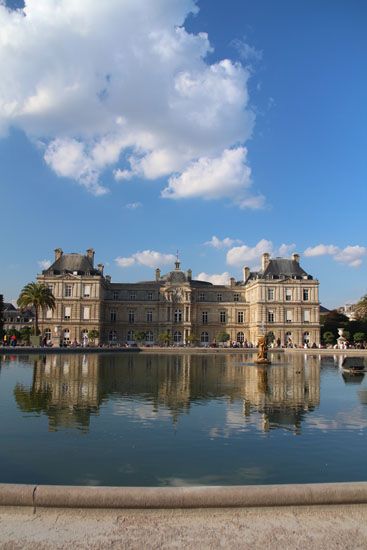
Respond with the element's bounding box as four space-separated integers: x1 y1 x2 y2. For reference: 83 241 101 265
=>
216 331 230 343
88 329 99 344
323 331 335 345
354 294 367 321
19 326 32 345
186 333 199 345
158 332 171 346
266 331 275 345
353 332 366 343
342 330 350 341
17 282 55 336
0 294 4 340
134 331 146 343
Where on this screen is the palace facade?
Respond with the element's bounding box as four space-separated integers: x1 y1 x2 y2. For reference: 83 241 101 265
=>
37 248 320 347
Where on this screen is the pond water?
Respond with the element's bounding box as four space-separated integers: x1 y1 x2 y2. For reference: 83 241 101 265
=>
0 352 366 487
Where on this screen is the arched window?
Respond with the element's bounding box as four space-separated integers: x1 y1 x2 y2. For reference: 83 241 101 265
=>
303 332 310 344
63 329 70 343
146 330 154 342
173 331 182 343
109 330 117 342
174 309 182 323
44 328 51 341
236 332 244 343
127 330 134 342
201 331 209 343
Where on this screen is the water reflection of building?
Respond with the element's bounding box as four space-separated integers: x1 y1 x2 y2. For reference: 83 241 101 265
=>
14 353 321 433
21 354 101 432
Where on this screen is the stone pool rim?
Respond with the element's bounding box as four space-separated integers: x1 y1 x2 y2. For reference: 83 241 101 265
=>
1 482 367 509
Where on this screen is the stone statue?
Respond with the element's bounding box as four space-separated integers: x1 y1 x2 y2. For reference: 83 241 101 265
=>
255 335 271 364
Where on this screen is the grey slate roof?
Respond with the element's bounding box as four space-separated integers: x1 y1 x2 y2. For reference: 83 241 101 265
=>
247 258 312 281
43 254 101 276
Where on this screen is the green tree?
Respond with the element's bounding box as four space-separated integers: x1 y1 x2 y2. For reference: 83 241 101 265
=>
323 331 335 345
353 332 366 344
266 331 275 345
354 295 367 321
186 333 199 346
17 282 55 336
216 331 230 344
158 332 171 346
19 325 32 345
88 329 99 345
134 331 146 343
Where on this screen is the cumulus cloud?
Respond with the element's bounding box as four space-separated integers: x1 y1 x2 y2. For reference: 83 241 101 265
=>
278 243 296 256
304 244 366 267
226 239 273 267
204 236 242 249
231 38 263 63
196 272 231 285
38 259 51 270
115 250 176 269
161 147 260 207
0 0 259 205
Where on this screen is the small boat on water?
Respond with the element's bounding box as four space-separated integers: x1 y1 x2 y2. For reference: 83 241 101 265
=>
341 356 366 373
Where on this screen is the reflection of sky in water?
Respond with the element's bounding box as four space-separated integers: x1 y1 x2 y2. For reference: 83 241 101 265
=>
0 352 366 486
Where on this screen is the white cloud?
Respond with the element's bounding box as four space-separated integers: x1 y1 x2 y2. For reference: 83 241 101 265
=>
115 250 176 269
162 147 261 207
204 236 242 249
38 259 51 270
125 202 142 210
196 272 231 285
278 243 296 257
231 39 263 63
304 244 366 267
0 0 259 204
226 239 273 267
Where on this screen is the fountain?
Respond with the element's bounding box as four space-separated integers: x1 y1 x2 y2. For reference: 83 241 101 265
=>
255 335 271 365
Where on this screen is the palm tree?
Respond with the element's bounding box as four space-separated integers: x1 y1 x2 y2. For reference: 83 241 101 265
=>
17 282 55 336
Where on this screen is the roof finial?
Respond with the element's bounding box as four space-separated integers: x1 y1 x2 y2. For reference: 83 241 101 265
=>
175 249 180 270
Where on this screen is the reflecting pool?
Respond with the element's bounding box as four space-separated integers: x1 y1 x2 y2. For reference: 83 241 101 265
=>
0 352 366 486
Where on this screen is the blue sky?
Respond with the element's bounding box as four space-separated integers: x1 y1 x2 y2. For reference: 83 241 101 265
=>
1 0 366 308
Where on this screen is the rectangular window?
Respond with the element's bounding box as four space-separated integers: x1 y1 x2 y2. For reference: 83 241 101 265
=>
113 291 119 300
237 311 244 323
46 308 53 319
128 310 135 324
285 288 292 301
234 293 240 302
267 288 274 300
64 284 72 297
83 307 90 320
199 292 205 302
185 292 190 301
147 291 153 301
217 293 222 302
83 284 91 298
202 311 208 324
286 310 293 323
130 292 136 301
268 310 274 323
64 306 71 320
146 310 153 323
303 289 309 301
110 309 117 322
220 311 226 323
304 310 310 323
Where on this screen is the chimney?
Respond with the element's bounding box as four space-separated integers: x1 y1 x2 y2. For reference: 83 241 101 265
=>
187 269 192 281
86 248 95 266
292 253 300 263
243 266 250 282
155 268 161 281
261 253 270 271
230 277 235 287
97 263 104 275
54 248 63 261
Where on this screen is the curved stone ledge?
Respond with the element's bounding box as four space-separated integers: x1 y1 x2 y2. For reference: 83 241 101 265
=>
1 482 367 509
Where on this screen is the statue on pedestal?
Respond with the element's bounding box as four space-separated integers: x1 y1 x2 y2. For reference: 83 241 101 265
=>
255 335 271 364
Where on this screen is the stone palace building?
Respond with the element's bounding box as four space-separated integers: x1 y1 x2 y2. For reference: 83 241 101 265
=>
37 248 320 347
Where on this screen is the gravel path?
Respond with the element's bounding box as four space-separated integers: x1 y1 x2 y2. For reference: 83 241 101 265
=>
0 504 367 549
